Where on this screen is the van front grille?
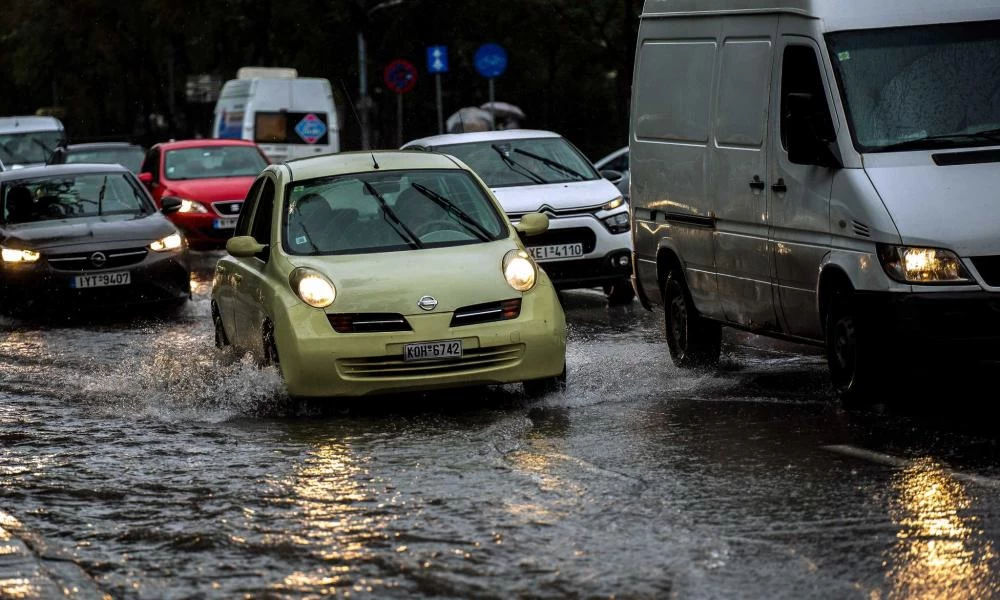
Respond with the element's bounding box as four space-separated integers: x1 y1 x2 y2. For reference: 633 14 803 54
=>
337 344 524 380
971 256 1000 287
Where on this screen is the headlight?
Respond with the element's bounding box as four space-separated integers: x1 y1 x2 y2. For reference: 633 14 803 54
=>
602 196 624 211
602 211 631 234
166 197 208 214
1 248 40 263
877 245 971 284
149 233 183 252
503 249 537 292
289 267 336 308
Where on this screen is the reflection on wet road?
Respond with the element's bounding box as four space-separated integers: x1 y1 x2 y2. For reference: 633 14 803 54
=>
1 251 999 598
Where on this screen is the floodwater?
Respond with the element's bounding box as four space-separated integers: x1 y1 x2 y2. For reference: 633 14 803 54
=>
2 252 999 598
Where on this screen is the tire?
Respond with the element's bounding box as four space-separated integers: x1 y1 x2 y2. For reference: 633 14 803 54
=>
523 366 567 397
604 279 636 306
211 302 229 349
826 288 879 405
663 271 721 367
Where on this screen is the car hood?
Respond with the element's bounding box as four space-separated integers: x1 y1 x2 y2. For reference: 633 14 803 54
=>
165 177 255 202
489 178 621 215
865 153 1000 256
1 214 176 250
288 239 525 315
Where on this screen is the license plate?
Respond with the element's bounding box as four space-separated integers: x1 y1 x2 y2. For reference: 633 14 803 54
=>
403 340 463 362
528 243 585 262
71 271 131 289
213 217 238 229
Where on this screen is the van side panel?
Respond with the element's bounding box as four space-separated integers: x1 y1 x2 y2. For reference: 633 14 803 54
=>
631 17 723 317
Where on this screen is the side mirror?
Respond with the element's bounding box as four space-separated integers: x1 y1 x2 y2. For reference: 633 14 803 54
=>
785 93 842 168
47 147 67 165
138 172 155 187
160 197 182 214
515 212 549 237
600 169 624 185
226 235 266 258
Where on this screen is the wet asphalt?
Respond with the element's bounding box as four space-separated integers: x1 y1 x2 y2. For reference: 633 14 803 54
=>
1 251 999 599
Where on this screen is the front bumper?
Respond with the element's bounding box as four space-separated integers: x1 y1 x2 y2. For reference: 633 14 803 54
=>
272 289 567 398
519 213 633 289
538 250 633 289
169 212 238 248
0 250 190 314
855 291 1000 356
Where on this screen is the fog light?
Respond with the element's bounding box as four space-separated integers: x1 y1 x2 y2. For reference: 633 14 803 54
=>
618 255 629 267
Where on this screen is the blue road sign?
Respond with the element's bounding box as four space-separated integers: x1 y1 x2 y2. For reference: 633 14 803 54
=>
427 46 449 74
474 43 508 79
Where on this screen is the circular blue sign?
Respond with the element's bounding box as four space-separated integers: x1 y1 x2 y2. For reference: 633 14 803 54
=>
474 43 508 79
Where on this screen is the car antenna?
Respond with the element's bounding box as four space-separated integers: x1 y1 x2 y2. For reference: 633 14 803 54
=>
338 78 378 169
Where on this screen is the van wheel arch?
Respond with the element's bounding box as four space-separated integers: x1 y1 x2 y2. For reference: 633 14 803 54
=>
818 267 854 336
656 248 684 297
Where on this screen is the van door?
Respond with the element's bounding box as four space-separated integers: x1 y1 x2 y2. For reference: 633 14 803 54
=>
768 28 838 340
710 15 780 329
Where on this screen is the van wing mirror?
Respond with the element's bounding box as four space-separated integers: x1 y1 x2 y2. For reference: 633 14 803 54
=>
785 93 842 168
226 235 266 258
515 212 549 237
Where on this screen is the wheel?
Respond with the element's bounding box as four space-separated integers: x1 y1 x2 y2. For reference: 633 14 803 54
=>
663 271 721 367
826 288 879 405
604 278 636 306
261 320 280 368
523 366 567 397
211 302 229 348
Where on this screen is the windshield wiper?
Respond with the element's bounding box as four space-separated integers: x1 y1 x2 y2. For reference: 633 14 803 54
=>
875 130 1000 153
0 140 30 163
410 183 492 242
32 138 55 160
97 176 108 216
362 181 423 249
491 144 547 184
513 148 585 180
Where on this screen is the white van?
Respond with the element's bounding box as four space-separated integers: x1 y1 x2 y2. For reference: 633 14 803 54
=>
630 0 1000 399
213 67 339 163
0 116 65 169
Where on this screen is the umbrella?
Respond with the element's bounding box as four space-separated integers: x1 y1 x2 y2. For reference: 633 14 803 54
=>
446 107 494 134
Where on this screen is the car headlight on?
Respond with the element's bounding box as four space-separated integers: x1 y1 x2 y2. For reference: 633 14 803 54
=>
149 233 183 252
877 244 971 284
602 211 631 234
503 249 537 292
165 196 208 214
289 267 336 308
1 247 41 263
602 196 624 211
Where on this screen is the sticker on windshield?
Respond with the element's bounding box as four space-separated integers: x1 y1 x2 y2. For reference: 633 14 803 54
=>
837 51 850 62
295 235 308 245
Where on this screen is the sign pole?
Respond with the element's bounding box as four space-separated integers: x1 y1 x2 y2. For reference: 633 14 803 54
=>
488 78 495 128
384 58 418 147
436 73 444 134
397 93 404 147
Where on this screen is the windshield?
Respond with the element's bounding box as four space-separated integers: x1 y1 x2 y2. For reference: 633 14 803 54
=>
435 137 599 187
1 172 152 224
66 147 144 172
828 21 1000 153
0 130 63 165
283 169 508 256
164 146 267 180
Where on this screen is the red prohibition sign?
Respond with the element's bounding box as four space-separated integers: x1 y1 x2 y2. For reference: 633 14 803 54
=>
384 59 418 94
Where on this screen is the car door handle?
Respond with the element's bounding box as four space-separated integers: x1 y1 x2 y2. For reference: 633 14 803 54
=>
749 175 766 191
771 178 787 193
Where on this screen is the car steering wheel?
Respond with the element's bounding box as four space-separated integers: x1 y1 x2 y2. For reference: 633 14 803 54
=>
414 219 468 238
45 203 68 218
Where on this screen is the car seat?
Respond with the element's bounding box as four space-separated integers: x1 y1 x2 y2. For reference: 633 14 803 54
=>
4 186 35 223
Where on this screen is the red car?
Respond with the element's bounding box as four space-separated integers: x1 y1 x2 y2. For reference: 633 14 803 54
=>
138 139 269 249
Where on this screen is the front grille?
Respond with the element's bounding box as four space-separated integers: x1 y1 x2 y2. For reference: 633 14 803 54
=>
540 252 632 285
972 256 1000 287
450 299 521 327
212 201 244 217
523 227 597 254
328 313 411 333
508 203 605 220
47 247 148 271
337 344 524 379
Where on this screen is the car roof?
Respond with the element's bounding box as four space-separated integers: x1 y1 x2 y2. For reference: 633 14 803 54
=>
283 150 464 182
67 142 143 151
403 129 563 149
156 139 260 150
0 163 129 182
0 115 64 133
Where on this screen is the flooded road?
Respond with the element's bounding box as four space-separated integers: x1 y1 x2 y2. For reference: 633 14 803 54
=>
2 252 1000 598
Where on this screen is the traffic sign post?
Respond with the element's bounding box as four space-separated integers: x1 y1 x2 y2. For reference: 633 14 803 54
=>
384 59 418 147
427 46 449 134
474 43 508 128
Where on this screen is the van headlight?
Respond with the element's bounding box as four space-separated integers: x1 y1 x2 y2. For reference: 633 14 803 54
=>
602 211 631 234
289 267 336 308
1 247 41 263
149 233 183 252
503 249 537 292
877 245 971 284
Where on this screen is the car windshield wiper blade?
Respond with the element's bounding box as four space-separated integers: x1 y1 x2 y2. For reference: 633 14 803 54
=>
491 144 547 184
0 140 30 163
874 130 1000 153
410 183 492 242
513 148 585 180
362 181 423 249
97 175 108 216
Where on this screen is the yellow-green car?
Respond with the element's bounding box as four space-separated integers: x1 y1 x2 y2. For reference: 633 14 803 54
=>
211 151 567 398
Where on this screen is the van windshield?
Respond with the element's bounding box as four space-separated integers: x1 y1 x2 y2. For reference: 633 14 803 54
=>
283 169 507 255
433 137 599 188
0 131 62 165
828 21 1000 153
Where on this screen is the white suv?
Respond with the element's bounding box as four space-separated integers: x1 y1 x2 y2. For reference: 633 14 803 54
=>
403 130 634 305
